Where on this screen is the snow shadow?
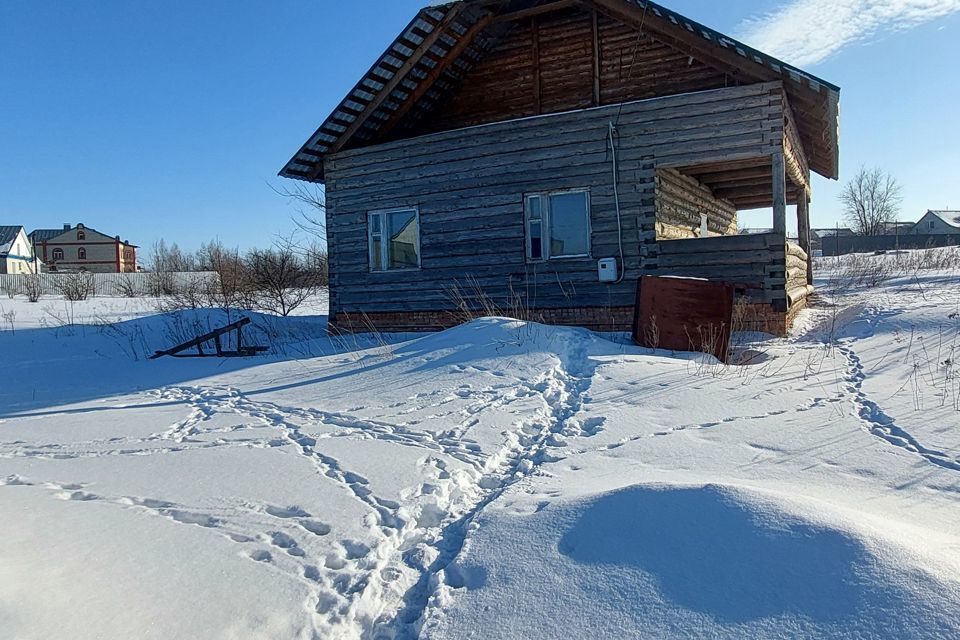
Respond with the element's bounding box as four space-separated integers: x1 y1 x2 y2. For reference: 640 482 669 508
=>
0 309 413 417
558 485 870 624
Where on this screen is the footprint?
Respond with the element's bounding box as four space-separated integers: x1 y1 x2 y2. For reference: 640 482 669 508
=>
47 482 85 491
167 510 220 528
0 475 33 486
324 554 347 570
303 565 322 582
341 540 370 560
56 491 99 501
126 497 175 510
380 566 403 583
314 590 341 615
249 550 272 563
300 520 332 537
268 532 306 557
265 505 311 519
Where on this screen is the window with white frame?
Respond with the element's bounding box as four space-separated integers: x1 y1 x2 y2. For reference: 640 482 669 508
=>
368 208 421 272
525 189 591 261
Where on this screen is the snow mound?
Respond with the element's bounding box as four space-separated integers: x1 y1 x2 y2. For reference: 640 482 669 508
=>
426 484 960 639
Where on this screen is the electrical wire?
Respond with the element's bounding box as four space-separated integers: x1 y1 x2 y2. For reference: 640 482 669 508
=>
608 121 626 284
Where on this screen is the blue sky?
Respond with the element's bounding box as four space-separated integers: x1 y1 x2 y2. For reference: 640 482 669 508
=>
1 0 958 251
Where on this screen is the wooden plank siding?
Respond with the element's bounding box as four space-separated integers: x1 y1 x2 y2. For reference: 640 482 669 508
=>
396 9 736 138
324 82 786 317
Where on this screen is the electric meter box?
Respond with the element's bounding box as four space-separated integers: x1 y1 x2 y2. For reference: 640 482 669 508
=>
598 258 619 283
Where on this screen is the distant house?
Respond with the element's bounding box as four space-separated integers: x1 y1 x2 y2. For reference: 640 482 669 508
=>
912 211 960 235
29 223 138 273
879 221 915 236
280 0 841 336
0 226 40 274
809 227 853 251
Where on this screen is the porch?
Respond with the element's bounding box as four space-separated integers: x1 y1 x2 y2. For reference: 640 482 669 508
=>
643 107 818 336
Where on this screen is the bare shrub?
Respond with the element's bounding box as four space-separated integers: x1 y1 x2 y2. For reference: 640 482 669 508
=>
156 277 212 312
199 240 254 313
113 276 144 298
24 274 43 303
1 280 15 299
148 270 178 297
1 308 15 332
54 272 95 301
147 239 203 297
246 241 325 317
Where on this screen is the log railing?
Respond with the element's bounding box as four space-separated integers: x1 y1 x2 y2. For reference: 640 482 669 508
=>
643 233 813 311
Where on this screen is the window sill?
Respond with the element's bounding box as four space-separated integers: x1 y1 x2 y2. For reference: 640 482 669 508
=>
528 255 593 264
369 268 422 274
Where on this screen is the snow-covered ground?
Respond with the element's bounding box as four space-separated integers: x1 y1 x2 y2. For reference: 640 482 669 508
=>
1 254 959 639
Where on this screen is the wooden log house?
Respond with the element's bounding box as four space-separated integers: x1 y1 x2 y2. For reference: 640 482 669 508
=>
280 0 840 335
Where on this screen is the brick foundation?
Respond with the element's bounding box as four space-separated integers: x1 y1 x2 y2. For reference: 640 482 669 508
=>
330 306 636 335
331 301 805 338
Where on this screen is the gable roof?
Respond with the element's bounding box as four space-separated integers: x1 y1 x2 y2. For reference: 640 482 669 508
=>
281 0 841 183
28 228 65 244
0 226 26 255
929 210 960 228
29 224 139 247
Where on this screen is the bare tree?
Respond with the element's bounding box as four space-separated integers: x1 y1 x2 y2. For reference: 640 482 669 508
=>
840 167 903 236
147 239 198 296
246 239 325 316
198 240 253 311
270 182 327 242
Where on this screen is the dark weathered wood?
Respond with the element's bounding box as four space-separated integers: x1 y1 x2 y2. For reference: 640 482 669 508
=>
591 8 601 106
374 12 497 144
409 8 734 136
310 3 472 179
532 15 542 114
491 0 580 24
150 318 268 359
324 82 793 318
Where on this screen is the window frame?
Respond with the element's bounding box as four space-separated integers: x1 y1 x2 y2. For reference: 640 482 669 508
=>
52 248 64 261
367 207 422 273
524 188 592 263
78 248 87 260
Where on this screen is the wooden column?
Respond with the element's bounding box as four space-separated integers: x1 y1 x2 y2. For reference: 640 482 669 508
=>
798 190 813 285
771 151 787 236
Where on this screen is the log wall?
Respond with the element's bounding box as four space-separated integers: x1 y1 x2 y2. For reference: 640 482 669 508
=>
325 83 786 319
654 168 737 240
642 232 789 308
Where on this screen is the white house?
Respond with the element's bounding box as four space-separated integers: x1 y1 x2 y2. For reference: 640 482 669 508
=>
912 210 960 235
0 226 40 274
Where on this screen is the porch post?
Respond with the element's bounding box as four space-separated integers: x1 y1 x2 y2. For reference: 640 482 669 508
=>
772 151 787 236
798 189 813 285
